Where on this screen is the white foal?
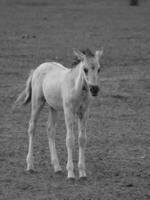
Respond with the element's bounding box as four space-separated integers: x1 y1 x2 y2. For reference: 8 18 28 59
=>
15 48 103 179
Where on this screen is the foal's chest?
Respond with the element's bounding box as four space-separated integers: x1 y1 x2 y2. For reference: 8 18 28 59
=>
71 92 89 119
63 77 90 118
76 102 87 119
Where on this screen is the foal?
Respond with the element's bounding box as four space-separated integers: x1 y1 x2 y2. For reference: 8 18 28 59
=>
15 48 103 179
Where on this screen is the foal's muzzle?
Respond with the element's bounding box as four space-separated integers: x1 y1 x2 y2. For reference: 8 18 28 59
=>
89 85 99 97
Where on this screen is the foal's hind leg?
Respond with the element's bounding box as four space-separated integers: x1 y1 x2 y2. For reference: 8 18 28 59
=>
47 107 62 173
26 97 44 171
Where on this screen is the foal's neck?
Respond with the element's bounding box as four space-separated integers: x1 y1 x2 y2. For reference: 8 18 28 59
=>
74 63 88 94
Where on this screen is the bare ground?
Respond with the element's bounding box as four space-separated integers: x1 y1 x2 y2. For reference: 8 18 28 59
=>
0 0 150 199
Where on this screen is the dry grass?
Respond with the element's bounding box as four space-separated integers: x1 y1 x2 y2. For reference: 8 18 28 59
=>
0 0 150 199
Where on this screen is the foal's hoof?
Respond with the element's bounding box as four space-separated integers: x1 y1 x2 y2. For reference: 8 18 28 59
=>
54 165 62 173
55 170 63 176
27 169 37 174
67 177 76 184
79 176 87 183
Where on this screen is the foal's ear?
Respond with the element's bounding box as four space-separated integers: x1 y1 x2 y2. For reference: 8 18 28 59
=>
73 49 86 61
95 48 103 61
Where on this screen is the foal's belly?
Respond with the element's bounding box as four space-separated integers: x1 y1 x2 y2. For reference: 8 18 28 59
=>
42 70 64 110
44 87 63 110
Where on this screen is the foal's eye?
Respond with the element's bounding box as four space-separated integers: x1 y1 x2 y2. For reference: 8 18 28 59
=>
84 68 88 74
98 68 101 73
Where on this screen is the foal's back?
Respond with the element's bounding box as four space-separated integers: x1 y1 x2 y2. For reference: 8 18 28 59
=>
32 62 69 109
32 62 67 84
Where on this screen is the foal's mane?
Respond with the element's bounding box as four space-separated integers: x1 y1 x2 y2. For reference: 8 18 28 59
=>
72 48 94 67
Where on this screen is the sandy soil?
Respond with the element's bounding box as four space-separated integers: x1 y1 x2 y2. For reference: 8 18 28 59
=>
0 0 150 199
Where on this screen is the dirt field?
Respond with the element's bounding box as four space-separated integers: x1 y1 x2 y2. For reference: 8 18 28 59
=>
0 0 150 199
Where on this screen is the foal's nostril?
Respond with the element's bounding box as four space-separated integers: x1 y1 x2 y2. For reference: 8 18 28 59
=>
89 85 99 96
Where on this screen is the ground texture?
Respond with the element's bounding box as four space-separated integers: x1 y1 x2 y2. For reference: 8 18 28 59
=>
0 0 150 199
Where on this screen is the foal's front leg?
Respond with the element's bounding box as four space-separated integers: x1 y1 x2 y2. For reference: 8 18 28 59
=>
78 114 87 178
64 109 75 179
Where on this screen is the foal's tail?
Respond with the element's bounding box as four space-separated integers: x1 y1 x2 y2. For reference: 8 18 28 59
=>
13 70 34 110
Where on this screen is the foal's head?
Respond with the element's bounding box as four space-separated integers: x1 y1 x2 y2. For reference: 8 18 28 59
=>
73 48 103 97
